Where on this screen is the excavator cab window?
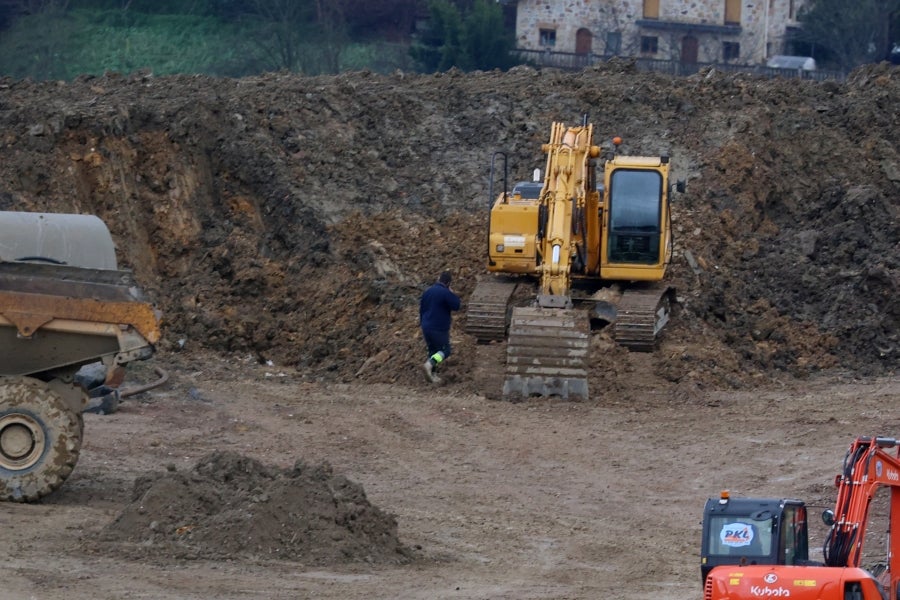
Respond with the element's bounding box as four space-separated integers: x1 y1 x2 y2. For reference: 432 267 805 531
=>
843 582 863 600
607 169 663 265
779 503 809 565
512 181 543 200
705 516 771 558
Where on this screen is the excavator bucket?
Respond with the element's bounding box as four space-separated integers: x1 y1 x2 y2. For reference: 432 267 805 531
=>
503 307 590 401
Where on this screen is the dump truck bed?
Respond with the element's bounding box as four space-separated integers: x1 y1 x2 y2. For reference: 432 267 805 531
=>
0 260 160 378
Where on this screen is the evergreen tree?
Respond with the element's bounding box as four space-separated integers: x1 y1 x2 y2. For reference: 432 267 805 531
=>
797 0 899 69
410 0 514 72
460 0 515 71
409 0 463 72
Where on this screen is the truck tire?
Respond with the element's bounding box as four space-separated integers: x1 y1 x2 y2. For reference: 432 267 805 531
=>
0 377 84 502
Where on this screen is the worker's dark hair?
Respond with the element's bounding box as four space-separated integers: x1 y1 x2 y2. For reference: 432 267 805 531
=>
439 270 452 285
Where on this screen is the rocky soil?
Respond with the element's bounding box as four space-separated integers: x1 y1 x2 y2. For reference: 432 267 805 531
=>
0 60 896 598
0 60 895 388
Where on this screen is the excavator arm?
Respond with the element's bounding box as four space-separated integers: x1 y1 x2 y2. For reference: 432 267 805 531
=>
824 436 900 588
535 122 600 307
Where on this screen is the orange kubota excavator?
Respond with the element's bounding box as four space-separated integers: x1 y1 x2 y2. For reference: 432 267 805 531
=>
702 436 900 600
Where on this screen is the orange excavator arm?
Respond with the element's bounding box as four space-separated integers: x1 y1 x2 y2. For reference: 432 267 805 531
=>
824 436 900 595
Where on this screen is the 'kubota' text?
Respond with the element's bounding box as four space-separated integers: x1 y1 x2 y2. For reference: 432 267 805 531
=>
750 586 791 597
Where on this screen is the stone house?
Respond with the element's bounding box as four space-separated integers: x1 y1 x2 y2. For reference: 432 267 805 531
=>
510 0 808 66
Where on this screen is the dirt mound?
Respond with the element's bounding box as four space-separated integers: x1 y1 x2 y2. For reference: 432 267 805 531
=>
0 61 895 389
94 451 411 565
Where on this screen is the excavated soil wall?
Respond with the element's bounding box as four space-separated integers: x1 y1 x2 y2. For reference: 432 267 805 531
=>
0 61 896 389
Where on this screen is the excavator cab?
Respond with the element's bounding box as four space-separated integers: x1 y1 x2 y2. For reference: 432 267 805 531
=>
700 491 810 583
606 168 665 264
599 155 675 281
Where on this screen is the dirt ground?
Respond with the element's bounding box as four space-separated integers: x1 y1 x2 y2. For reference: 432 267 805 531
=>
0 357 897 600
0 59 897 598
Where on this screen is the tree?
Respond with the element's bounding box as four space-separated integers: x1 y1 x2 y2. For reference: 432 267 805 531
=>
409 0 463 72
460 0 515 71
796 0 900 70
338 0 421 41
222 0 354 75
241 0 317 72
410 0 514 72
0 0 24 28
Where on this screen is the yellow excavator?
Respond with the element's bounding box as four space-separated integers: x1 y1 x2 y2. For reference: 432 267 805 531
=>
466 119 684 400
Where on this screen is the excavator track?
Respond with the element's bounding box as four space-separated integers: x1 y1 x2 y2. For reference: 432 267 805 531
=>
465 279 518 343
613 285 674 352
503 307 589 401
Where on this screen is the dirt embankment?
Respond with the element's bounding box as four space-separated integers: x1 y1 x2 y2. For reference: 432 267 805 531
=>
0 61 896 390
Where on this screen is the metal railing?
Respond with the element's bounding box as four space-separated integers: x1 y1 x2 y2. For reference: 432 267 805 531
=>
513 49 847 82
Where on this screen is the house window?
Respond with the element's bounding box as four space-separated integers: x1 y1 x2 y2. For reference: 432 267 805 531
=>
641 36 658 54
724 0 741 24
606 31 622 55
539 28 556 47
723 41 740 61
643 0 659 19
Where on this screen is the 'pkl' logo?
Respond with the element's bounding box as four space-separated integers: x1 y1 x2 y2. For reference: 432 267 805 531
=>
721 523 754 547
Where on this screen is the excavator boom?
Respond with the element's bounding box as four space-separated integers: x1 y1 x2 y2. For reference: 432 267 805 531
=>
535 121 600 304
824 437 900 571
